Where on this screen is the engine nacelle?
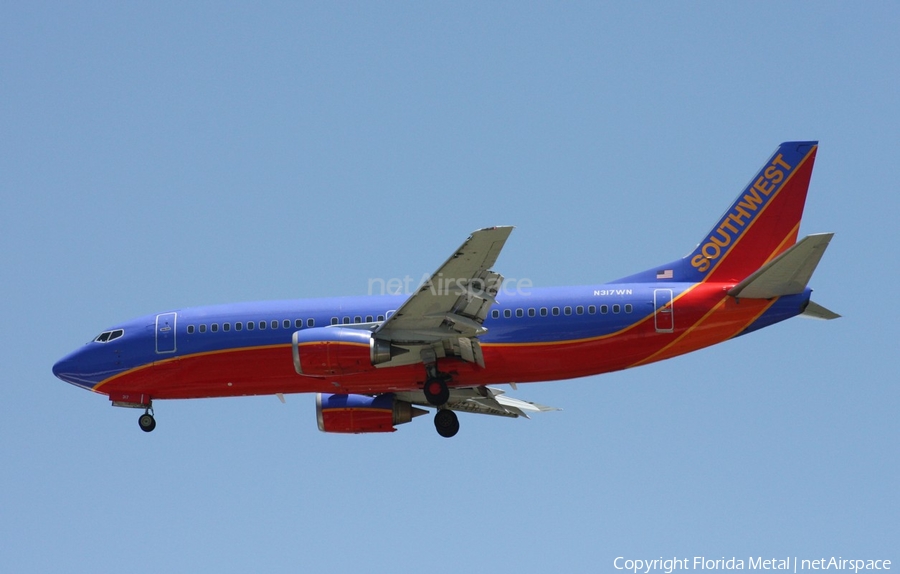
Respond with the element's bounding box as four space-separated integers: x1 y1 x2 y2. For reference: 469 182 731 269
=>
293 327 406 375
316 393 427 433
293 327 375 376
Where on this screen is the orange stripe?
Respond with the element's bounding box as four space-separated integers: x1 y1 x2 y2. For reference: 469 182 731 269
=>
629 296 726 367
762 221 801 266
630 296 777 368
93 343 291 392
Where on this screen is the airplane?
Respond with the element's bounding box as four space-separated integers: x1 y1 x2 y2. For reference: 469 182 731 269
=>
53 141 838 438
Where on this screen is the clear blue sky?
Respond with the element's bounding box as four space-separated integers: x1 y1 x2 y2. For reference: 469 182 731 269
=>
2 3 897 572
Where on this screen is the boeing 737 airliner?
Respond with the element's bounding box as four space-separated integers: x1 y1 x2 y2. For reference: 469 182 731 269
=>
53 141 838 437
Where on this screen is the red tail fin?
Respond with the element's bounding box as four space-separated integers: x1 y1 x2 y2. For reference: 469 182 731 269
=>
684 141 818 283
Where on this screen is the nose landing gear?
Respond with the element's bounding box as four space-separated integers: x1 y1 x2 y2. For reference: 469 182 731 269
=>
109 393 156 433
138 408 156 433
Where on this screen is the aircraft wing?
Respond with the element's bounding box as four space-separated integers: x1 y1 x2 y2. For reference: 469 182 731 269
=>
394 386 560 419
372 226 513 368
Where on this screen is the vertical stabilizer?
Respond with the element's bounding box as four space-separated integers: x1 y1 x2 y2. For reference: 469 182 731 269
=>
611 142 820 286
684 141 818 283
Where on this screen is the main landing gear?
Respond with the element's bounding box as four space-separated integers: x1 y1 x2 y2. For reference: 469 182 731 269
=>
422 351 451 407
138 408 156 433
425 377 459 438
420 351 459 437
423 377 450 406
434 408 459 438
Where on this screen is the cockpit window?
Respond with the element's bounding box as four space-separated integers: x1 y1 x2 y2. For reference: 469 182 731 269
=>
94 329 124 343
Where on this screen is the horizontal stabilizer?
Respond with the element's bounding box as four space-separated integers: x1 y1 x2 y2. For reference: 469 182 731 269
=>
802 301 841 320
728 233 834 299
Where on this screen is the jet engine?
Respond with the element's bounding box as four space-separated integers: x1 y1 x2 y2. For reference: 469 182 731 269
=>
316 393 427 433
292 327 406 376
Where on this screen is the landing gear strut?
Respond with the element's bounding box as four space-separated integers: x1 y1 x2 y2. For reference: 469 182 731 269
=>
422 349 451 406
423 377 450 406
434 409 459 438
138 408 156 433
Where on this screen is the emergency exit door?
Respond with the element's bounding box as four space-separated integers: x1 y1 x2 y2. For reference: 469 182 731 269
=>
653 289 674 333
156 312 177 354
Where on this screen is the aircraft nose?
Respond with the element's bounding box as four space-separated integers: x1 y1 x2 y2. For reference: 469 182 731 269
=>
53 342 129 389
52 350 86 387
53 354 76 380
52 358 64 378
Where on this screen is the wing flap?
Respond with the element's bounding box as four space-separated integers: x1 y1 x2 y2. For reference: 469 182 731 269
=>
393 386 559 419
373 227 512 368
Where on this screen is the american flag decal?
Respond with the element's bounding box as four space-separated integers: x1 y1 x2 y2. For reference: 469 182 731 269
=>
656 269 673 279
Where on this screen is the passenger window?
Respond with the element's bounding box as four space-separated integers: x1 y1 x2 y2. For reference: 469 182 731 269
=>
613 304 621 314
504 309 511 318
552 307 560 316
342 317 350 325
331 317 338 326
528 308 536 317
284 320 291 329
187 325 194 334
576 306 584 315
236 322 243 331
600 305 608 314
354 316 362 324
376 315 384 322
492 310 500 319
211 324 218 332
224 323 230 332
308 318 316 327
625 304 633 313
588 305 596 314
295 319 302 329
564 306 572 315
540 307 548 317
199 324 207 333
247 322 254 330
516 308 524 318
259 321 267 330
366 315 373 323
